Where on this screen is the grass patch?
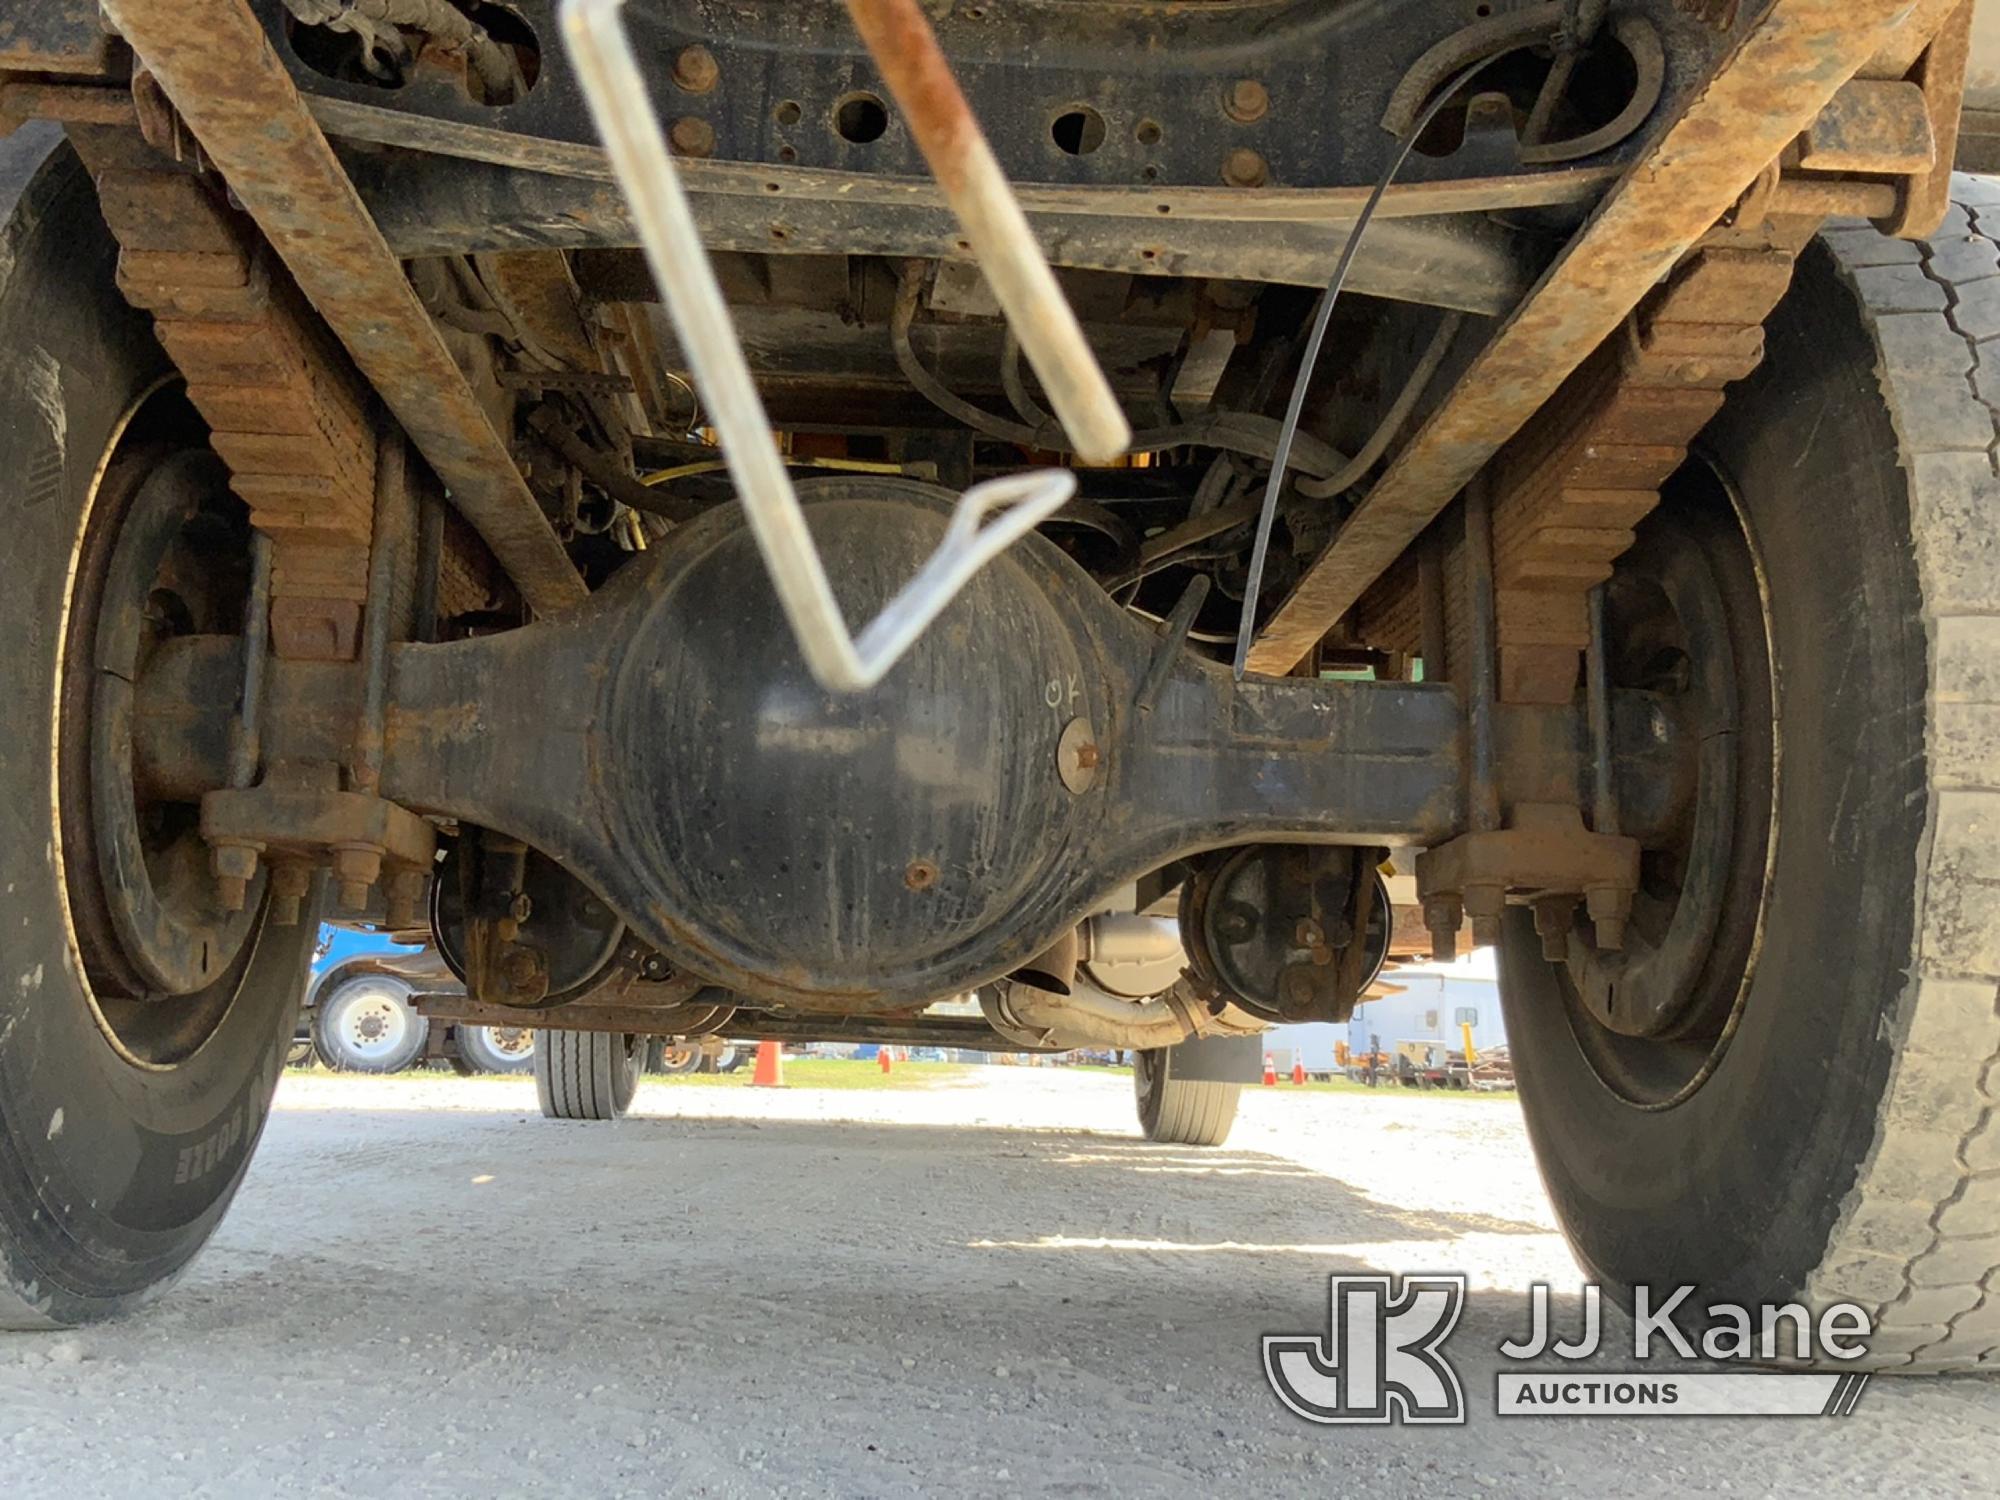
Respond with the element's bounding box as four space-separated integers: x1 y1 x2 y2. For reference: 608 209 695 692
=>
662 1058 971 1091
1281 1076 1518 1101
1067 1062 1514 1100
284 1059 972 1091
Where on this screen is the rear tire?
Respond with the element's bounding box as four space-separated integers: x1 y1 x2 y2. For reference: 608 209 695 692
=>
1500 182 2000 1371
536 1030 643 1119
0 130 318 1328
1134 1047 1240 1147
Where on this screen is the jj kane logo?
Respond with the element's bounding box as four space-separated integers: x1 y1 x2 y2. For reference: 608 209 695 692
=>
1264 1275 1875 1424
1263 1274 1468 1424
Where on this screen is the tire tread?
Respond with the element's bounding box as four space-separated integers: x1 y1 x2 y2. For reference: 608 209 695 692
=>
535 1030 637 1120
1810 178 2000 1370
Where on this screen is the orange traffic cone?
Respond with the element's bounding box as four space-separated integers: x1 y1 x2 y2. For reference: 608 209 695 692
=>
1262 1052 1277 1087
751 1040 784 1088
1291 1055 1307 1086
878 1046 893 1075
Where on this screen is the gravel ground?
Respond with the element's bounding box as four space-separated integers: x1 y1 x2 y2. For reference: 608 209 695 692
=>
0 1066 1994 1497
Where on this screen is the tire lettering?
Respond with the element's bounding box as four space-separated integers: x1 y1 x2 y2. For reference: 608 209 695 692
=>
172 1108 243 1187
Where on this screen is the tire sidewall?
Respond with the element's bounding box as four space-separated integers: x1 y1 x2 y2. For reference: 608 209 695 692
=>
0 135 312 1321
1501 240 1926 1307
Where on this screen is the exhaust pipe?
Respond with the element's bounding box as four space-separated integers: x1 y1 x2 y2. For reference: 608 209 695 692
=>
980 972 1260 1053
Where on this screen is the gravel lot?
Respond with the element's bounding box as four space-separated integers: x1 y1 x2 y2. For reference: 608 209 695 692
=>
0 1065 1994 1497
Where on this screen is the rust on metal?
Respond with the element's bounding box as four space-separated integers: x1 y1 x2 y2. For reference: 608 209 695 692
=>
1798 78 1936 174
98 0 587 616
1223 78 1270 125
85 153 380 660
1879 0 1976 238
671 43 719 95
1220 148 1269 188
1486 235 1808 703
1352 229 1811 704
841 0 1130 461
842 0 978 196
1245 0 1922 675
0 81 136 126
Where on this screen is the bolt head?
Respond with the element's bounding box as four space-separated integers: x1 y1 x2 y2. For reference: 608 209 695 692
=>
210 842 260 883
672 44 720 95
1056 717 1101 794
1220 147 1268 188
670 116 716 158
385 870 427 929
1223 78 1270 124
331 845 382 887
215 874 249 913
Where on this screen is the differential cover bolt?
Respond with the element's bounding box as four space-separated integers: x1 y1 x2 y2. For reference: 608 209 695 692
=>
1057 717 1101 794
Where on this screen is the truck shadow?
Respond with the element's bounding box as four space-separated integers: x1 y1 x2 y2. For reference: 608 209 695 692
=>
177 1099 1569 1402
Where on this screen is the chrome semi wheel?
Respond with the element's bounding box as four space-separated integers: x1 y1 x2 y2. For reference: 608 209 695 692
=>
1500 201 2000 1370
312 975 428 1073
457 1023 536 1074
0 133 317 1328
647 1039 707 1076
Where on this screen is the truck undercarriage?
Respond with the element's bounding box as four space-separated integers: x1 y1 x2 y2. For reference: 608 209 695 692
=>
1 0 1998 1370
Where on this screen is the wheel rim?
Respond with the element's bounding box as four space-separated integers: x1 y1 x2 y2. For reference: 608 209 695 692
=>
55 389 267 1067
480 1025 535 1060
1546 457 1778 1107
328 984 413 1063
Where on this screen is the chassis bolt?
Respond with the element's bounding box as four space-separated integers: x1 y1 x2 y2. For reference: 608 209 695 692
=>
672 44 720 95
1220 147 1268 188
210 841 261 914
670 116 717 158
1422 894 1462 963
1532 895 1578 963
384 869 428 930
1462 882 1505 950
331 845 383 914
1586 885 1633 951
1222 78 1269 125
269 861 314 928
501 948 541 987
509 892 534 924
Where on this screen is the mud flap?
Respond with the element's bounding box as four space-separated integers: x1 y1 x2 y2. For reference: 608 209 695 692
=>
1160 1033 1261 1083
